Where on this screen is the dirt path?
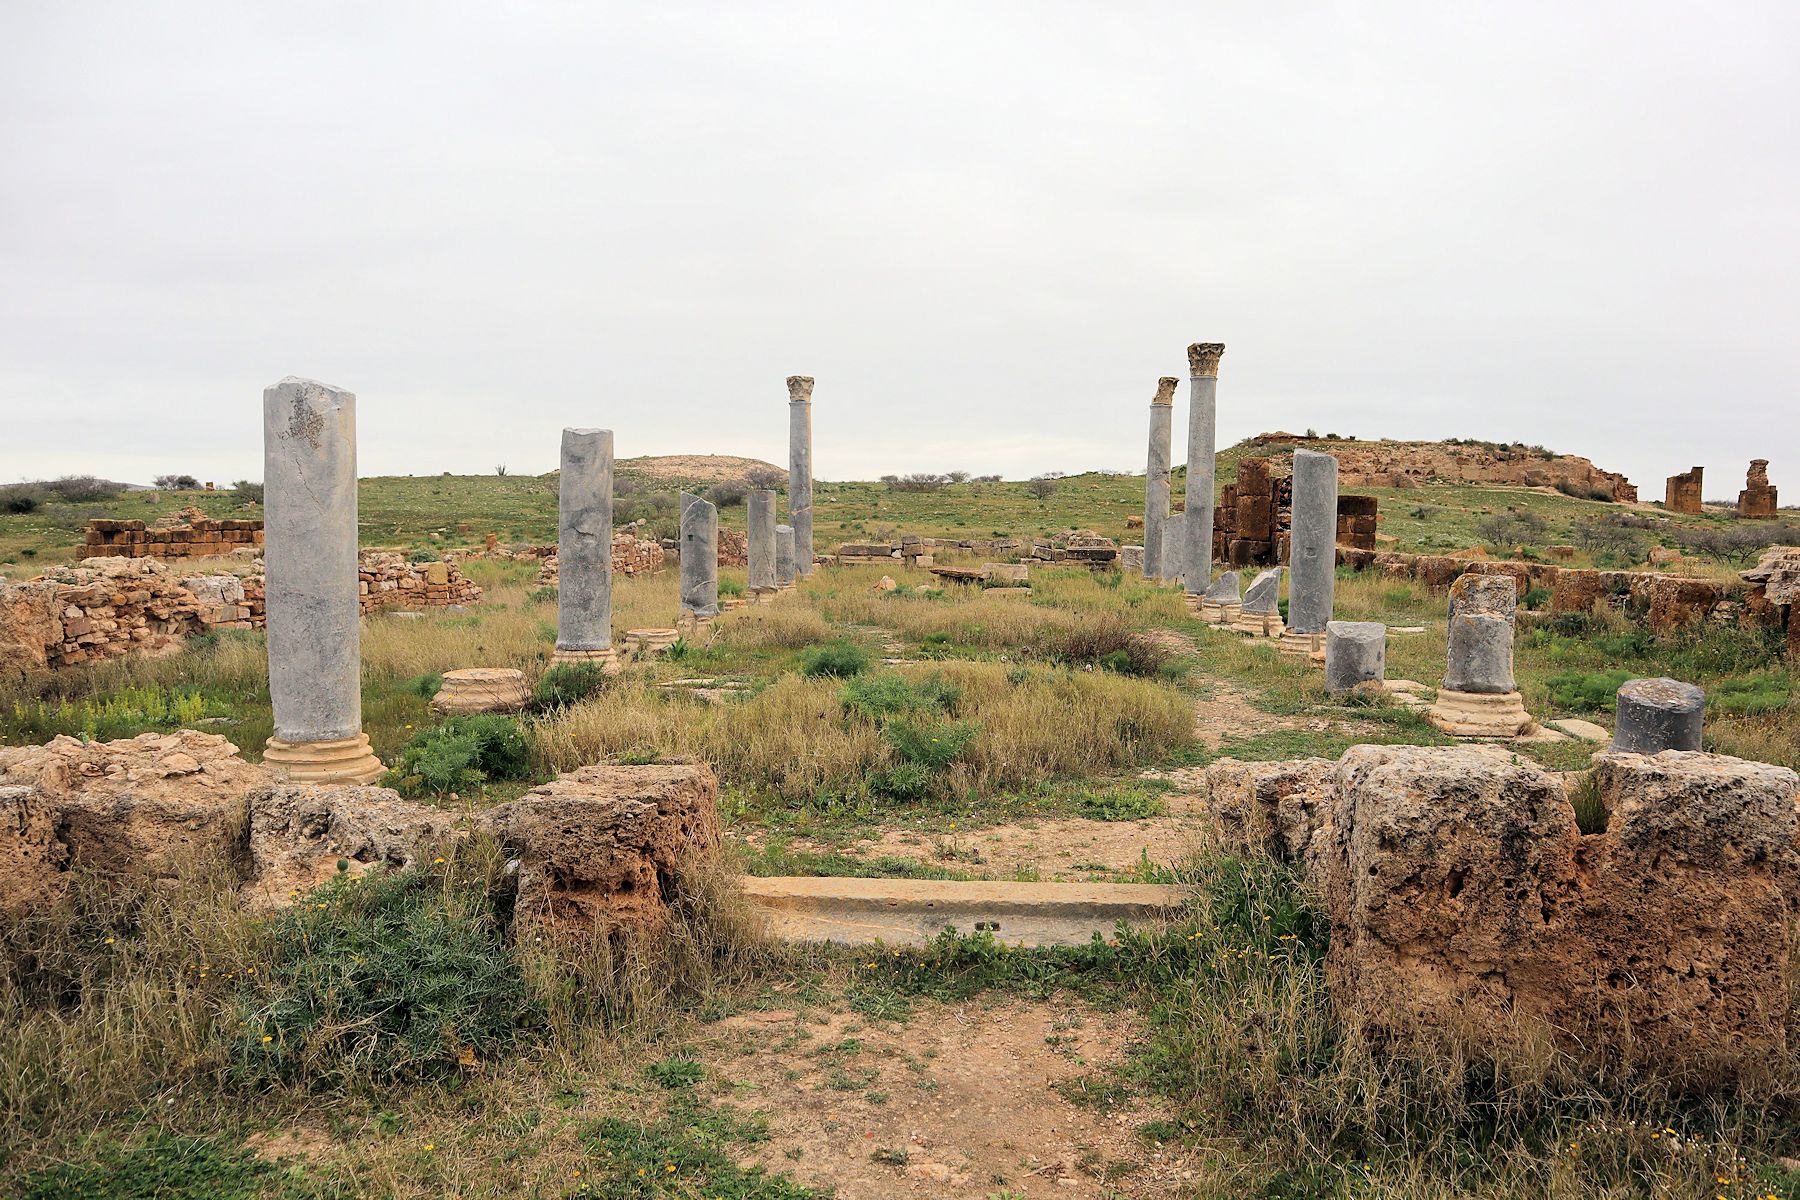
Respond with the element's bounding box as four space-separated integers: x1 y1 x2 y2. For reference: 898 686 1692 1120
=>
697 999 1194 1197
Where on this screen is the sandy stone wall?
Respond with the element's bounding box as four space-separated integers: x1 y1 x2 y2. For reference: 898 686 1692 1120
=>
84 510 263 559
531 534 668 587
1739 459 1778 519
1248 434 1638 501
1213 457 1379 567
1665 466 1704 514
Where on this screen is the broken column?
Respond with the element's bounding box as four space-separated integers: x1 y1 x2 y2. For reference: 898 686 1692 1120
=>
1181 343 1224 600
678 492 720 624
747 488 778 599
775 524 797 589
1664 466 1704 515
1282 448 1339 659
261 377 383 784
787 375 815 575
1143 376 1178 580
1200 570 1241 625
1738 460 1778 519
553 428 617 671
1426 574 1535 737
1230 567 1285 638
1611 678 1705 754
1324 621 1386 695
1159 511 1185 585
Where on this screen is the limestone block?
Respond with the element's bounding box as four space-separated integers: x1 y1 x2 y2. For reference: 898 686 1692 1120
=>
1203 757 1336 882
0 784 67 913
482 763 723 939
243 783 456 908
1425 688 1535 738
432 667 530 714
1443 573 1516 694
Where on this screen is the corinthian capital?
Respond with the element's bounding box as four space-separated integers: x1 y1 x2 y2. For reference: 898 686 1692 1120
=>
1187 343 1225 378
1152 377 1179 405
786 376 814 403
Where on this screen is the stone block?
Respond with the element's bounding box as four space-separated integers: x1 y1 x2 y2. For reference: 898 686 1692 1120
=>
244 783 456 909
1203 757 1335 880
1324 620 1385 694
1611 677 1704 754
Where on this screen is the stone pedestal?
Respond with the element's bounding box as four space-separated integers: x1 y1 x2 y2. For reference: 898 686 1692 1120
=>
1144 376 1177 580
550 646 621 674
1279 629 1323 659
1180 344 1224 594
1443 574 1518 694
624 628 681 660
1611 678 1704 753
1287 448 1338 637
1199 571 1241 622
261 377 382 785
1425 690 1536 738
555 428 615 663
787 376 815 575
1324 621 1386 694
1231 567 1284 637
432 667 530 714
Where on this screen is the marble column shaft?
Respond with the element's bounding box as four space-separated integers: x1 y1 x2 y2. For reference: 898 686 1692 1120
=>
747 489 778 591
787 376 814 575
1143 376 1177 580
1181 343 1224 593
679 493 720 617
1287 449 1339 634
1159 512 1186 585
556 428 614 653
263 377 365 744
775 524 797 586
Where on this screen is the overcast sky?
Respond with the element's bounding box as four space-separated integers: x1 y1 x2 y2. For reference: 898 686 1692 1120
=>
3 2 1796 497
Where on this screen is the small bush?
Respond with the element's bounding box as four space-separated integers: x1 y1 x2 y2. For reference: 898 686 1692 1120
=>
0 484 42 514
532 663 608 710
152 473 201 490
40 475 123 502
1710 673 1792 716
1522 586 1551 610
884 717 979 771
526 586 557 604
718 577 745 598
232 870 533 1086
1048 616 1171 677
10 1133 271 1200
405 671 444 699
800 640 870 678
407 548 439 564
231 479 264 503
840 673 959 723
1545 669 1633 713
1075 783 1168 821
704 481 748 508
390 715 531 794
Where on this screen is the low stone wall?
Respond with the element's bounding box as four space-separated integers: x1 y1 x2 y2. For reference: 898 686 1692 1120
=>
0 552 481 675
1206 744 1800 1084
84 512 263 559
532 535 668 587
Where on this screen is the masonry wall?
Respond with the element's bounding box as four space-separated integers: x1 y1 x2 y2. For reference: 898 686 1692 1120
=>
85 514 263 559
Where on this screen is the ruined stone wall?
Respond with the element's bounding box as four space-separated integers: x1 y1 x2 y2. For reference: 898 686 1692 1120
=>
528 535 667 587
1206 744 1800 1083
1213 457 1377 568
1739 460 1778 519
1665 466 1704 514
1247 435 1638 501
84 512 263 559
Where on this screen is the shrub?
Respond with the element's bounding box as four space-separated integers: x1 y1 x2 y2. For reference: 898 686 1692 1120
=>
884 717 979 771
152 473 200 490
1028 475 1058 500
840 673 959 723
800 640 870 678
745 466 786 490
527 586 557 604
407 548 439 564
231 479 264 503
1545 669 1633 713
1710 674 1792 716
1475 510 1547 548
390 715 531 794
0 484 42 514
232 870 534 1086
40 475 123 502
1522 586 1551 610
1048 616 1171 677
533 663 609 710
718 577 745 598
1075 783 1168 821
704 481 748 508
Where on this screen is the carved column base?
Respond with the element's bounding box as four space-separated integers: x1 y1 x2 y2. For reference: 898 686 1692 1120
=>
552 646 621 674
431 667 530 713
1279 630 1323 659
264 733 385 785
1425 689 1536 738
623 627 681 660
1230 610 1285 639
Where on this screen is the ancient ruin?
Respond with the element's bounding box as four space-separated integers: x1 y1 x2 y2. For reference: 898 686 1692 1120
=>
84 511 262 559
1181 342 1223 595
678 491 720 622
1611 677 1704 753
787 375 815 575
552 428 617 671
1739 459 1778 519
1281 449 1338 657
747 488 777 595
1665 465 1704 514
259 378 383 784
1143 375 1177 580
1425 574 1534 737
1323 620 1385 694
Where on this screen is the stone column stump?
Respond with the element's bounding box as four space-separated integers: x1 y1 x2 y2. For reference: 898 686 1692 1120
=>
1324 621 1386 695
1611 677 1705 754
1426 574 1535 737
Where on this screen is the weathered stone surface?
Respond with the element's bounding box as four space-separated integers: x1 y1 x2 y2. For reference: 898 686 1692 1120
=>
1647 575 1723 633
556 428 614 655
1159 512 1185 585
1323 744 1800 1081
0 784 66 913
1203 570 1241 603
1324 621 1385 694
747 489 778 592
244 784 456 908
1287 449 1339 634
1442 573 1516 693
1241 567 1281 614
1144 376 1177 579
787 376 815 575
483 763 723 938
1737 459 1778 519
1204 757 1335 880
1611 677 1704 753
678 494 720 619
1425 688 1535 738
1181 343 1223 592
775 524 797 586
1665 465 1704 515
432 667 529 714
1120 545 1144 574
1742 543 1800 606
0 731 264 879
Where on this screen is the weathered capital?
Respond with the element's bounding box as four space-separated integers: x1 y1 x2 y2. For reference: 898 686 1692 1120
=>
1152 376 1179 405
786 375 814 403
1187 343 1225 378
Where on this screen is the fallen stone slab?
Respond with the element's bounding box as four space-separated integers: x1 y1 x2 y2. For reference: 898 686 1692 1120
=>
1549 717 1610 742
741 876 1187 948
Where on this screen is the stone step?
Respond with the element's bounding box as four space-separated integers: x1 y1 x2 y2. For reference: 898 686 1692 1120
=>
740 876 1188 948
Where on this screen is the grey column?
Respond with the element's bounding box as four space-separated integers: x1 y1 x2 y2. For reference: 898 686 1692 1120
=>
775 524 797 586
1443 574 1517 693
1611 678 1704 753
679 493 720 617
1287 449 1339 634
262 377 366 744
1159 511 1186 585
1324 621 1386 695
747 489 777 591
1181 343 1224 594
787 375 814 575
1143 376 1177 580
555 428 613 653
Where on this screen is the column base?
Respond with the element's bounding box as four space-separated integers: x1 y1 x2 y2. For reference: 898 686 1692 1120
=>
552 646 621 674
432 667 530 713
264 733 385 785
1229 610 1285 639
1425 689 1537 738
623 627 681 660
1279 629 1323 661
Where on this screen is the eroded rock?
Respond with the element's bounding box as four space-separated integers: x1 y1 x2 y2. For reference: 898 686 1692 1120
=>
243 784 457 909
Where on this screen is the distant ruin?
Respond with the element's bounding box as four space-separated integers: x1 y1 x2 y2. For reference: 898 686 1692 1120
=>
1665 465 1704 514
1739 459 1778 519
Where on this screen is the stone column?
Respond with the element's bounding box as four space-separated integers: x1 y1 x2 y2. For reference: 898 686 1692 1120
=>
1282 449 1339 659
1143 376 1178 580
1181 343 1224 597
679 492 720 622
787 376 814 575
1159 511 1185 585
261 377 383 784
747 489 778 597
1324 621 1386 695
775 524 797 588
1200 570 1241 625
553 428 616 670
1230 567 1284 637
1426 574 1535 737
1611 678 1704 753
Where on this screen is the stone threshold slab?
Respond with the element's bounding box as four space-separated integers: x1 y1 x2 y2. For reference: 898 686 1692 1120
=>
741 876 1188 948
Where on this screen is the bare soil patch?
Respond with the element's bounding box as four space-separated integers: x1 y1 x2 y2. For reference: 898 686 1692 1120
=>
698 999 1193 1197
